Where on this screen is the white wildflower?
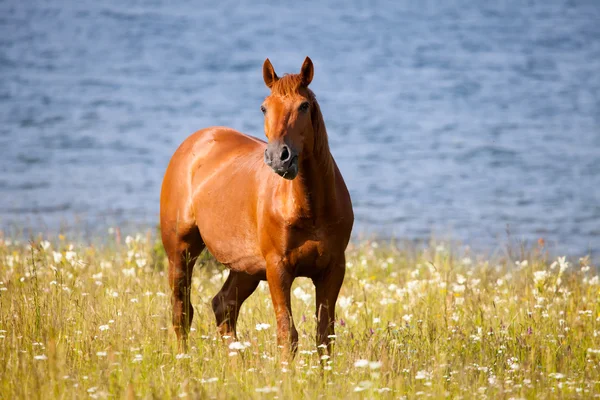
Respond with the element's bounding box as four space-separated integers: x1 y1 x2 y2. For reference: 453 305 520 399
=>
415 370 431 380
65 251 76 262
354 381 373 392
557 256 569 273
255 323 271 331
338 296 353 309
533 270 548 284
52 251 63 264
255 387 278 393
369 361 382 370
452 284 466 293
293 286 312 304
228 341 248 351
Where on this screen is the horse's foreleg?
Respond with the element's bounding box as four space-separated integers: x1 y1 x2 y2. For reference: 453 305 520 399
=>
266 264 298 358
313 260 345 358
212 271 260 338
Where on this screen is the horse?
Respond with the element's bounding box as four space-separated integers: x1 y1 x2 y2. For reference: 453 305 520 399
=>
160 57 354 357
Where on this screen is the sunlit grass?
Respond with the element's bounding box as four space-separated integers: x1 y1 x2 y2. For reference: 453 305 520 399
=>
0 231 598 399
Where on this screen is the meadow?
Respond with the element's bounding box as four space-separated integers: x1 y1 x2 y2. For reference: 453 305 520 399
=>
0 231 598 399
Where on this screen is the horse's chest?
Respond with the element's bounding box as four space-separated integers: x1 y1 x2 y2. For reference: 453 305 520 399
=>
285 228 333 276
265 211 347 276
292 239 327 263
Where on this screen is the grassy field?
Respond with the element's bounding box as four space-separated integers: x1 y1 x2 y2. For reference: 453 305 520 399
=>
0 231 598 399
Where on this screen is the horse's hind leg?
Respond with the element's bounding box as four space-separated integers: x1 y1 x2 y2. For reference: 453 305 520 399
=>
212 271 260 338
163 225 204 351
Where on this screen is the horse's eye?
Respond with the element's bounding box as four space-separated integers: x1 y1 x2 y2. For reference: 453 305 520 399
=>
260 105 267 114
299 102 310 112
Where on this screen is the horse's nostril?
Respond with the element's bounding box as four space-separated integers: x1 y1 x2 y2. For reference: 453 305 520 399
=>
264 149 271 164
280 146 290 162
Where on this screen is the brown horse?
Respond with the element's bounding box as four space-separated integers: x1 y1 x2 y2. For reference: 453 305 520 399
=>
160 57 353 357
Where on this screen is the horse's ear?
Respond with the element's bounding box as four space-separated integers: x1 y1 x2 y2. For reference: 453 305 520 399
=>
263 58 279 89
300 56 314 87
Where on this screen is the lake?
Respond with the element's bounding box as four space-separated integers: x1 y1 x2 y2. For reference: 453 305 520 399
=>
1 0 599 256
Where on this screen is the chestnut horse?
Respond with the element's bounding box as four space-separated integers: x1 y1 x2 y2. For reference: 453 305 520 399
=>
160 57 353 356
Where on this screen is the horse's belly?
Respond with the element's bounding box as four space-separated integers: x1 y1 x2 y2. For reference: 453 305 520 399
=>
192 171 266 276
212 246 266 276
194 194 266 277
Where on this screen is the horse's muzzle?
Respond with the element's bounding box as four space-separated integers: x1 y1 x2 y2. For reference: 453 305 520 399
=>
264 143 299 180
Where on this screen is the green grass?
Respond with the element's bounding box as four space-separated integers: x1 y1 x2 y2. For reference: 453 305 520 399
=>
0 232 598 399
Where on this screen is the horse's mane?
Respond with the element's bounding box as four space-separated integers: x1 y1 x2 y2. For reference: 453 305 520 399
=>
270 73 304 98
271 74 334 177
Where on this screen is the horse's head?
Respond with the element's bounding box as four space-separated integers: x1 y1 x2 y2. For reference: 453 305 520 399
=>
261 57 315 180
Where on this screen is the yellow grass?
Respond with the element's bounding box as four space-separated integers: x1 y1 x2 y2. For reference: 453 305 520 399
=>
0 232 598 399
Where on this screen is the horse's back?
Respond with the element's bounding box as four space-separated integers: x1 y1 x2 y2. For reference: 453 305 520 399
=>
168 127 265 169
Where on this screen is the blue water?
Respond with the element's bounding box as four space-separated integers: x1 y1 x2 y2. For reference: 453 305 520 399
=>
1 0 599 256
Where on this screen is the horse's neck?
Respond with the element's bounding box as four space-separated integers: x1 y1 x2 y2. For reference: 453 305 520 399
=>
287 109 336 220
276 160 333 224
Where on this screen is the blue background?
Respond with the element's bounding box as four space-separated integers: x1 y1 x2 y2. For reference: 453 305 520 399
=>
1 0 599 255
